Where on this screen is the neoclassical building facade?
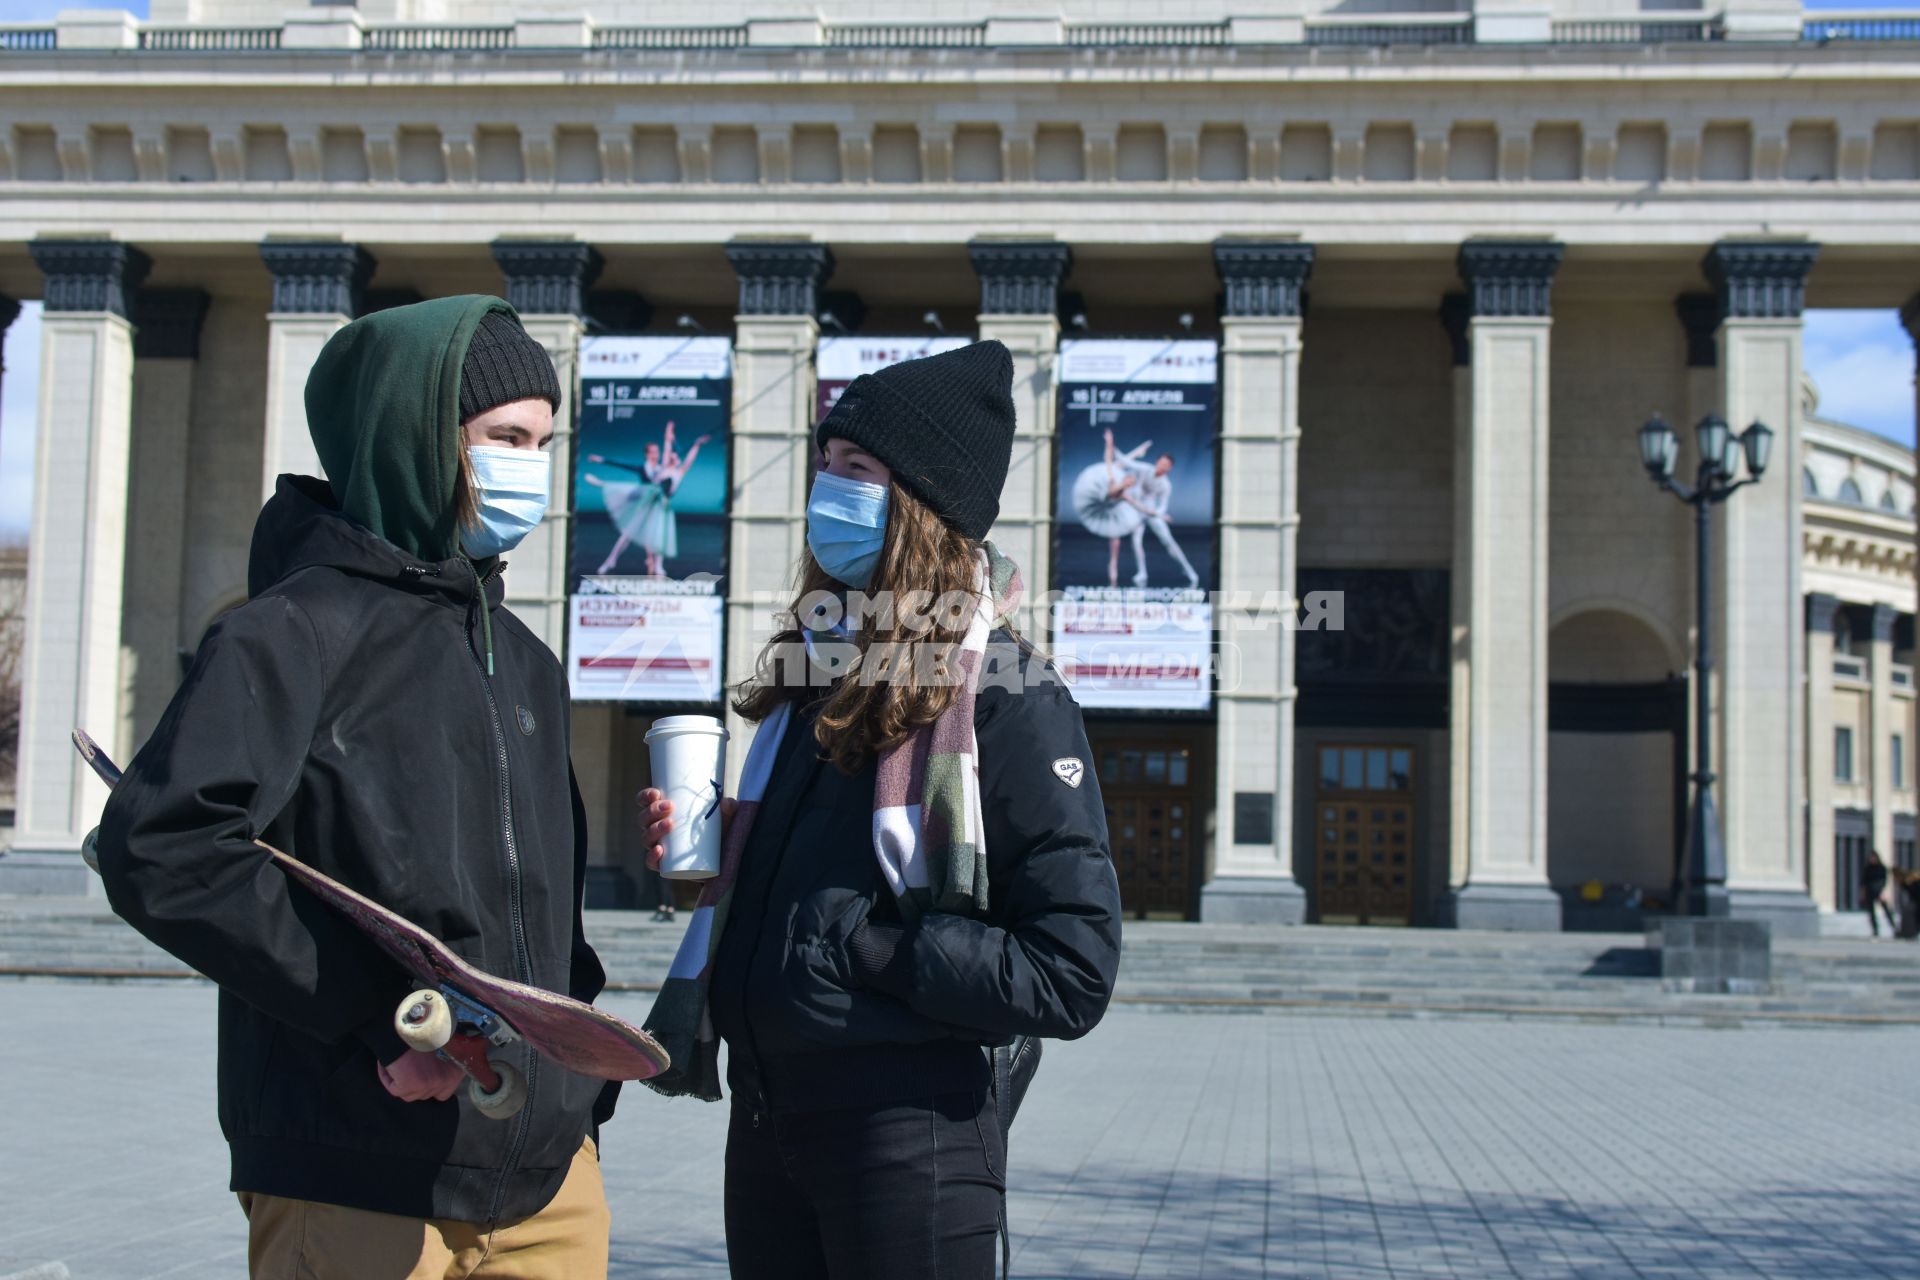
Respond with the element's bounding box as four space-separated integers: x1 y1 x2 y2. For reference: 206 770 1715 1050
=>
1 0 1917 935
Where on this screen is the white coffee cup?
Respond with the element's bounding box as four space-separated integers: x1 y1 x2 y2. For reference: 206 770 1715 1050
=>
645 714 730 881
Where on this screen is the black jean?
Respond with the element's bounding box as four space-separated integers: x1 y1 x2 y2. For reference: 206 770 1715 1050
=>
724 1089 1005 1280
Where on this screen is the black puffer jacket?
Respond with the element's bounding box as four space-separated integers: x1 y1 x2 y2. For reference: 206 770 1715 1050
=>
710 634 1123 1113
96 476 613 1223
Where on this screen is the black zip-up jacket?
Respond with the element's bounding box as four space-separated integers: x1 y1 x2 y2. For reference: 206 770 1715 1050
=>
96 476 614 1223
710 635 1123 1113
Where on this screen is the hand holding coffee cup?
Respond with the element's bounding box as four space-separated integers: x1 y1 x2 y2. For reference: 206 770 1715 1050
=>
640 790 738 873
641 715 732 880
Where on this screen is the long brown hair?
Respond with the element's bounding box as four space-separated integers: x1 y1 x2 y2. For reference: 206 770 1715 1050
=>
734 477 990 772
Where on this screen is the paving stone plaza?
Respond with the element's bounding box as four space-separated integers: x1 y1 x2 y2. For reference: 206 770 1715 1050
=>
5 979 1918 1280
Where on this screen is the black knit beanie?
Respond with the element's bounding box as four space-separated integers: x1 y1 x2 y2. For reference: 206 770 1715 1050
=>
813 340 1016 543
459 310 561 422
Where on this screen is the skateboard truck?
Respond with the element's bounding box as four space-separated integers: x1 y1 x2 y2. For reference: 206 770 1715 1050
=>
395 987 528 1120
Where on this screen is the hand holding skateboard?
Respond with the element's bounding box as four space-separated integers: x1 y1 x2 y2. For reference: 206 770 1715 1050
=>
74 729 669 1122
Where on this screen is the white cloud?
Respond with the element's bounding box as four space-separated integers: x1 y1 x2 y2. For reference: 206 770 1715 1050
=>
0 303 40 541
1803 309 1916 447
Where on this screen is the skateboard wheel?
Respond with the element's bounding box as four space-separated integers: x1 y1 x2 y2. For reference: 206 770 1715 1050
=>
470 1062 527 1120
395 989 455 1053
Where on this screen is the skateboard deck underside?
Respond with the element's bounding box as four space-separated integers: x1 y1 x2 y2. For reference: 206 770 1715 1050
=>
74 727 669 1083
267 847 668 1083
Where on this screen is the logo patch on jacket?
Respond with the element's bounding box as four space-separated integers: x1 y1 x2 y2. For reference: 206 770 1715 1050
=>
1052 757 1085 788
516 705 536 736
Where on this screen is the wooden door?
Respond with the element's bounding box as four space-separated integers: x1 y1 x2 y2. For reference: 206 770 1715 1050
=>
1096 741 1197 918
1311 744 1416 926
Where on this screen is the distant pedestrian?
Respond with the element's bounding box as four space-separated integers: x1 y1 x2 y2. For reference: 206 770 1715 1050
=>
1897 868 1920 940
1862 850 1896 937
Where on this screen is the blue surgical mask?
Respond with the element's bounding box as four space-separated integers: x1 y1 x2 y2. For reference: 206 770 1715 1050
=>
461 445 550 559
806 471 889 589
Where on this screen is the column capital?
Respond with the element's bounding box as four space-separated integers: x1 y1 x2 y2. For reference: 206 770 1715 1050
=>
1438 292 1472 367
259 241 374 317
724 241 835 317
29 239 151 319
1900 294 1919 350
491 240 604 319
1808 592 1842 634
1702 241 1821 320
1872 601 1898 643
131 288 211 360
1212 240 1314 318
967 239 1072 316
1675 292 1720 368
0 292 18 335
1456 240 1564 318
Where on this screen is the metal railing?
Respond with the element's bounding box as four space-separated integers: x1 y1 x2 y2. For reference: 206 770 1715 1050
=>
827 24 986 48
1552 17 1723 43
592 25 748 50
139 25 282 52
1306 16 1474 46
362 25 514 52
0 25 57 51
1803 11 1920 41
1066 22 1231 46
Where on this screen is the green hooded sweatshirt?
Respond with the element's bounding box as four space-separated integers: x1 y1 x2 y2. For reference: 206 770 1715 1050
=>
303 293 518 565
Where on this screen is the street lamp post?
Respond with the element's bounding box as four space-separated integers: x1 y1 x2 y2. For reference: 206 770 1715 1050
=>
1636 412 1774 918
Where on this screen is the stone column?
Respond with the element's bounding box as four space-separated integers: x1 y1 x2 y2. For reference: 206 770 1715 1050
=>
1871 602 1897 870
121 288 210 747
492 240 603 654
1201 241 1314 924
968 240 1071 643
1450 240 1565 931
1705 241 1821 936
1806 593 1840 913
721 241 833 788
258 241 373 501
3 240 148 893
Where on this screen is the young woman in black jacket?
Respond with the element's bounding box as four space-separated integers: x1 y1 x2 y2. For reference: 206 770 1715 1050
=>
639 340 1123 1278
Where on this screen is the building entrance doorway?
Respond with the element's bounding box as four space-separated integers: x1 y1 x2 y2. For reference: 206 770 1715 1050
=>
1311 744 1415 925
1093 738 1200 918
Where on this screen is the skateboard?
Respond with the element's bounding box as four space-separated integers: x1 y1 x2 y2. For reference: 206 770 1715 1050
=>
73 729 669 1120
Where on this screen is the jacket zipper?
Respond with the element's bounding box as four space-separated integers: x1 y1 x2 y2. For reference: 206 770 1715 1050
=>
463 560 539 1224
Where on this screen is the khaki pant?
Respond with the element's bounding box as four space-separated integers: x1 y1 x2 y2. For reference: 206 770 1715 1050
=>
239 1137 608 1280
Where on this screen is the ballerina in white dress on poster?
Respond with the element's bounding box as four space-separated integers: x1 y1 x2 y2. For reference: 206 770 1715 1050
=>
581 421 711 577
1071 428 1200 589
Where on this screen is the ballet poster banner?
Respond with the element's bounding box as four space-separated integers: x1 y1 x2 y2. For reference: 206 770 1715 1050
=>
569 336 732 703
1052 338 1218 711
815 336 972 420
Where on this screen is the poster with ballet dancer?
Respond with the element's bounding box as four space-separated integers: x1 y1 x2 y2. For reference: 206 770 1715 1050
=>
1052 338 1218 711
568 336 732 703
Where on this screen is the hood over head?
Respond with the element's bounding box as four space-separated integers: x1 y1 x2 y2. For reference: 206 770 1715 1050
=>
303 294 517 563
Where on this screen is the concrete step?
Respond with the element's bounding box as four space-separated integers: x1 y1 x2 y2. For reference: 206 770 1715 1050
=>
7 898 1918 1024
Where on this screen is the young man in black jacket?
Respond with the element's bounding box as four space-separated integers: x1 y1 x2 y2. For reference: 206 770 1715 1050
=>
96 297 616 1278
